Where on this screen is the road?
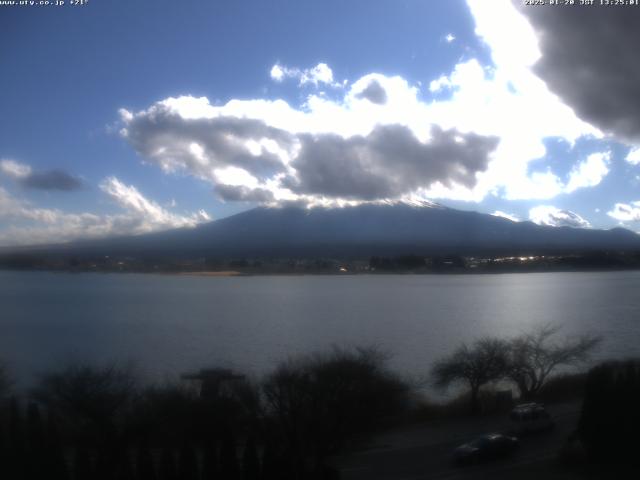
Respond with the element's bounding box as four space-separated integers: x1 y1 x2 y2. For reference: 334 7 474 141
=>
333 402 582 480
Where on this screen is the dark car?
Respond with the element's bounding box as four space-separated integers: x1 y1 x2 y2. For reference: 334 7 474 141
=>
453 433 519 465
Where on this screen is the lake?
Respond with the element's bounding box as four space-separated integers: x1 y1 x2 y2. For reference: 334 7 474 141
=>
1 270 639 390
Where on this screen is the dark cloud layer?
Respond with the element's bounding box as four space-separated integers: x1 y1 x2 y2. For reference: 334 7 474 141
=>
20 169 83 191
215 184 275 203
356 80 388 105
125 109 293 180
285 125 498 200
124 100 499 204
517 2 640 142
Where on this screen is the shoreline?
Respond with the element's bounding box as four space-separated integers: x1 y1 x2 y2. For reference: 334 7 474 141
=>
177 270 244 277
3 266 640 277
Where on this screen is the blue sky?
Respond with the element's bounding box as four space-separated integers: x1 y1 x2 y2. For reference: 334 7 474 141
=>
1 0 640 246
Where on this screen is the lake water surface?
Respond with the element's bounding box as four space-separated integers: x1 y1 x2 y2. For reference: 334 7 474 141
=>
1 270 639 388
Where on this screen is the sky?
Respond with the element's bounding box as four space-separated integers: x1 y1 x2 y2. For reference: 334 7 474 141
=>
2 0 640 246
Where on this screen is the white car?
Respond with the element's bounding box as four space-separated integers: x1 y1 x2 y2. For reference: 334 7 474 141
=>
509 403 555 434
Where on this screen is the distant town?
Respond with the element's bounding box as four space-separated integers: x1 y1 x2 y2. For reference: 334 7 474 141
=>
2 250 640 275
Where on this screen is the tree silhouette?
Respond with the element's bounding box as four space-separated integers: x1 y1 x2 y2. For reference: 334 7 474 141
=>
137 443 157 480
45 411 69 480
507 324 601 400
202 441 219 480
26 402 47 479
431 338 509 414
178 443 199 480
579 360 640 465
158 448 178 480
263 346 410 475
0 362 11 400
8 397 25 478
74 447 94 480
219 426 240 480
32 363 137 446
242 435 260 480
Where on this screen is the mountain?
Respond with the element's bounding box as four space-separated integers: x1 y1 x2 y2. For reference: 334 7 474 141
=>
6 203 640 260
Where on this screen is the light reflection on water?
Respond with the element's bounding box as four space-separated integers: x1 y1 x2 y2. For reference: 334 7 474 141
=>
1 270 639 392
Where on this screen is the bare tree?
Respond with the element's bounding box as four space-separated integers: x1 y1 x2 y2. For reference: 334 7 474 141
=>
431 338 509 414
31 363 138 443
263 346 411 477
507 324 601 400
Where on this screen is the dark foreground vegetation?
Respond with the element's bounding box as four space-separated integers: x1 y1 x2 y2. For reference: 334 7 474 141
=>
1 326 635 479
0 348 409 480
577 359 640 466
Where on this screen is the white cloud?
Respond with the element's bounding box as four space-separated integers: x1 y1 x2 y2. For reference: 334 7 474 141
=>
99 176 210 227
608 201 640 223
116 1 609 208
424 0 601 201
529 205 590 228
120 88 499 205
626 147 640 165
269 62 340 87
506 169 565 201
491 210 519 222
503 151 609 200
445 33 456 43
0 159 32 179
301 63 335 86
565 152 610 193
429 75 452 93
0 179 210 247
269 64 286 82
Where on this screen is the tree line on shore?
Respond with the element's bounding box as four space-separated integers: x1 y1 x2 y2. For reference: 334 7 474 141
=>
431 324 601 414
0 326 608 480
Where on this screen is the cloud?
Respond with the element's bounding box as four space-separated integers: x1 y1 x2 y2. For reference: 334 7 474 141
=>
529 205 590 228
120 1 615 207
0 186 114 245
0 159 32 179
284 125 498 200
445 33 456 43
421 0 599 200
491 210 519 222
21 170 83 191
608 201 640 223
509 151 610 200
269 64 287 82
121 98 292 182
564 152 610 194
215 184 275 203
626 147 640 166
0 179 210 247
355 80 388 105
429 75 452 93
99 176 210 227
270 62 340 87
515 1 640 143
120 91 499 205
0 159 83 191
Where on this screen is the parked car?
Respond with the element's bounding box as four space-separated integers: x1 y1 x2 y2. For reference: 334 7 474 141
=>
509 403 555 434
453 433 519 465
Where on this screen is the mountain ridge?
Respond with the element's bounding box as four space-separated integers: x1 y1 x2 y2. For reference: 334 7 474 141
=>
3 203 639 260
